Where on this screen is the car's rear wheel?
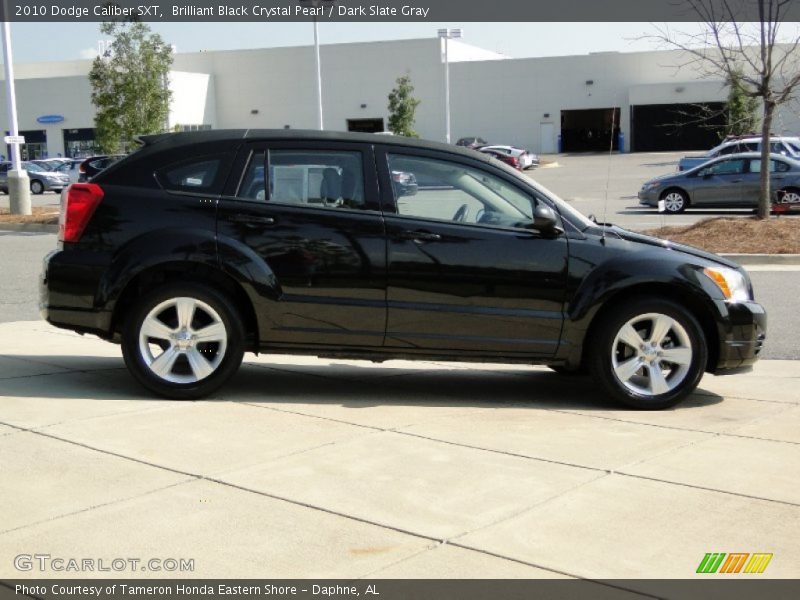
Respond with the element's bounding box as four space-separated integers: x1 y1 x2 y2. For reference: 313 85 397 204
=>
778 187 800 204
30 180 44 195
661 189 688 214
121 283 245 399
589 298 707 409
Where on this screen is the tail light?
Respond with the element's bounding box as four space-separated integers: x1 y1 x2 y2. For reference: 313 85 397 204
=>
59 183 104 242
79 162 86 173
509 156 520 168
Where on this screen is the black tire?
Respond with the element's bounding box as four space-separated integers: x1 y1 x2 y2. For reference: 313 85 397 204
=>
121 283 245 399
589 297 707 410
30 180 45 195
660 189 689 214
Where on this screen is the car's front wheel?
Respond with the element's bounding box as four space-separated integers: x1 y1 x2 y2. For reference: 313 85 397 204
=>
661 189 688 214
121 283 245 399
589 298 707 409
30 180 45 195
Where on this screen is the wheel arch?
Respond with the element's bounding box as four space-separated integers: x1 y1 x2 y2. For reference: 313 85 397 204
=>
578 283 719 373
660 186 691 205
110 261 260 351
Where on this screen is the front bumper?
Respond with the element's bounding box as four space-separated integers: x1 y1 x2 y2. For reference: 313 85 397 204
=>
712 300 767 373
638 189 658 205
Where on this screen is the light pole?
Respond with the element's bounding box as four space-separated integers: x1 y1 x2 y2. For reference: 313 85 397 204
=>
1 20 30 215
438 28 462 144
301 0 325 130
313 10 323 130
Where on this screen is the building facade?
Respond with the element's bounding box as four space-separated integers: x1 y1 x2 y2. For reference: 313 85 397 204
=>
2 37 797 159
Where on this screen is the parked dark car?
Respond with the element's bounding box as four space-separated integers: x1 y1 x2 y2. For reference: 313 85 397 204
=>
455 137 488 149
78 154 125 182
639 153 800 213
41 130 766 409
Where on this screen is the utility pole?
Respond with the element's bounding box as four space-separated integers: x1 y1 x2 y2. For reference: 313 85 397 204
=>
438 28 462 144
1 20 30 215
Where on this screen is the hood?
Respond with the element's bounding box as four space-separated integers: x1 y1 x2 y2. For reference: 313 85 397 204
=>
644 171 683 185
611 226 741 269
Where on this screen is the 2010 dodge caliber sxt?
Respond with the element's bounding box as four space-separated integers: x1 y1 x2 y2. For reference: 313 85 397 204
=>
40 130 766 409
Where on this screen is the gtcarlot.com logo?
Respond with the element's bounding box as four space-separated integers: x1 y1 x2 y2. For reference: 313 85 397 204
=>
14 554 195 573
696 552 773 574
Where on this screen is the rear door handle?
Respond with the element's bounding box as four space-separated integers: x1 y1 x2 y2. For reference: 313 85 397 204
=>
399 230 441 242
229 214 275 226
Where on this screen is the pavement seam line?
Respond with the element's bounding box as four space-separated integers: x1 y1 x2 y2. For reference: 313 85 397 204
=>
444 541 663 599
445 471 612 544
0 419 445 545
612 471 800 508
0 478 195 537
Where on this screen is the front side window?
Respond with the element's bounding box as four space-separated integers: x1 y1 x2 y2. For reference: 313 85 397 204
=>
387 153 534 229
701 159 745 176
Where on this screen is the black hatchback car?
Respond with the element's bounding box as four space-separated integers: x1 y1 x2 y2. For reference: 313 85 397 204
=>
41 130 766 409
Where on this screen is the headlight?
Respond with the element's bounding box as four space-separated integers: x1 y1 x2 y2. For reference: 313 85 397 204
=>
703 266 750 303
642 181 660 191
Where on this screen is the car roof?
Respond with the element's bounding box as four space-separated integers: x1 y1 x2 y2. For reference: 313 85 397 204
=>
136 129 495 164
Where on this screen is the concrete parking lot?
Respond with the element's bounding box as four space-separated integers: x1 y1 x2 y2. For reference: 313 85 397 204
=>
1 321 799 583
1 153 799 587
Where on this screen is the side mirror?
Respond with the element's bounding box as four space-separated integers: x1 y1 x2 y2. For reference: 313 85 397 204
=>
531 204 562 236
702 172 713 179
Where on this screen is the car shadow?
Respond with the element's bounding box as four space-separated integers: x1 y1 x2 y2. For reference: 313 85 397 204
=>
618 207 754 216
1 354 724 412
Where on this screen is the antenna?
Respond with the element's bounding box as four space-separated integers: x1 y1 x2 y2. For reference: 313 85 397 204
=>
601 105 618 243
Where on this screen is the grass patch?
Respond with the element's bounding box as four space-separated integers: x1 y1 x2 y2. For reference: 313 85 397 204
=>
0 206 59 225
644 217 800 254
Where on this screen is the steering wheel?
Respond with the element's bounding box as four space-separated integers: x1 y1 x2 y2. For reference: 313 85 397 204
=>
453 203 469 222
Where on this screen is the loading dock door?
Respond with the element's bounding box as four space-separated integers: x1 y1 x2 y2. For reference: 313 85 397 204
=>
560 108 620 152
631 103 726 152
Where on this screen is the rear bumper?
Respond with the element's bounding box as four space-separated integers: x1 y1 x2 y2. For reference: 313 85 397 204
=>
40 249 112 337
711 300 767 373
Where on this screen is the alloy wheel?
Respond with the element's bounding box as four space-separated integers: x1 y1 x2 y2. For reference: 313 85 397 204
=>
138 297 228 384
610 312 693 397
663 192 685 213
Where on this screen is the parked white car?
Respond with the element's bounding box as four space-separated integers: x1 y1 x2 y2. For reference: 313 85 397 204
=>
479 145 540 170
678 136 800 171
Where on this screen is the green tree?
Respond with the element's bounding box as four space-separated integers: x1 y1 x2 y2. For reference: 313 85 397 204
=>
387 73 421 137
89 20 173 153
725 69 759 137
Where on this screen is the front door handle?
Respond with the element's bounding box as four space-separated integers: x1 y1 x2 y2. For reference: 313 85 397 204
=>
400 230 441 242
230 214 275 226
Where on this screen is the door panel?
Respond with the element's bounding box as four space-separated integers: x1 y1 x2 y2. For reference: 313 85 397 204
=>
217 142 387 347
379 147 568 356
692 159 745 206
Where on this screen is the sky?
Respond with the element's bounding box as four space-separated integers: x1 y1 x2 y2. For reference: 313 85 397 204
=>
6 22 705 63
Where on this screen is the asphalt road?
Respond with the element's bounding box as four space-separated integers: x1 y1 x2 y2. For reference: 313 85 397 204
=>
1 231 796 360
528 151 761 231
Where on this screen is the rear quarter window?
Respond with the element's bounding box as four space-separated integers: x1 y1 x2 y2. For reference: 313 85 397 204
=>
156 156 226 194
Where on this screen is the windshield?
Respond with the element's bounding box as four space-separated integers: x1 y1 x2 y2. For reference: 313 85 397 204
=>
23 162 44 172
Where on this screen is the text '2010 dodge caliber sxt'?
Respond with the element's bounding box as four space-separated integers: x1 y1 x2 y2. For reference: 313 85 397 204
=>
41 130 766 409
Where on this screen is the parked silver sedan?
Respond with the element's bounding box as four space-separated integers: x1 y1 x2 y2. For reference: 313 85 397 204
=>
638 152 800 213
0 161 70 195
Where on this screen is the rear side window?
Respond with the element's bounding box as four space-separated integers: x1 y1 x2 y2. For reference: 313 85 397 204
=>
157 156 225 194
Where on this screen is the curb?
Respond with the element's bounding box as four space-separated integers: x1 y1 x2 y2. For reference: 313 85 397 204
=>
721 253 800 266
0 223 58 234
